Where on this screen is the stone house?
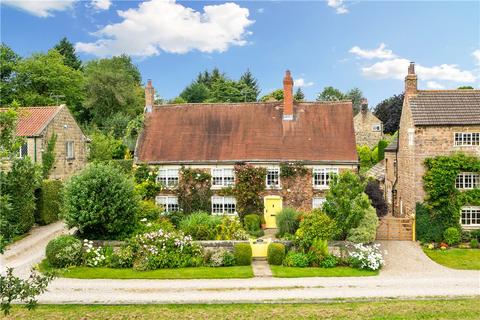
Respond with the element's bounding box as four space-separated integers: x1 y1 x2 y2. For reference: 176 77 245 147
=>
2 105 88 179
135 71 358 228
353 101 383 148
384 63 480 229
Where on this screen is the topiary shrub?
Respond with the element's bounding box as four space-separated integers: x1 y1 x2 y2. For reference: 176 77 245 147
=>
179 211 221 240
45 235 82 268
244 214 261 232
35 179 63 225
233 243 252 266
63 163 138 239
137 200 162 221
443 227 461 246
267 243 285 265
276 207 300 237
295 209 336 250
347 204 379 243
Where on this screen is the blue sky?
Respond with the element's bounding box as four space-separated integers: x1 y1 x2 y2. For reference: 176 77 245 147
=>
1 0 479 106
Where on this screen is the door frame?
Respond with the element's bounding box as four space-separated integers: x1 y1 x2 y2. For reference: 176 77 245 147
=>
264 195 282 229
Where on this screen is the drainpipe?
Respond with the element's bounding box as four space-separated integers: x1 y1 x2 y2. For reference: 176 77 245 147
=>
34 137 37 163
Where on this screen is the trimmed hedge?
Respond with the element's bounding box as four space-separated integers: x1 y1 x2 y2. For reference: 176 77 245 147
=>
35 179 63 225
45 235 82 268
267 243 285 265
233 243 252 266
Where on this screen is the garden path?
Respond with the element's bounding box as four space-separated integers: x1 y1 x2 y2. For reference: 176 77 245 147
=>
252 259 273 277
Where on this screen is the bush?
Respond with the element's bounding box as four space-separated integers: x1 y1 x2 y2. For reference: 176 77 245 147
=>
179 211 221 240
233 243 252 266
349 243 384 271
470 239 479 249
443 227 461 246
110 246 135 268
133 218 175 236
416 203 444 243
107 159 133 175
244 214 261 232
371 147 379 163
364 180 388 217
63 163 138 239
320 255 338 268
45 235 82 268
267 243 285 265
137 200 162 221
35 180 63 225
357 145 372 169
295 209 336 250
216 216 248 240
209 249 235 267
347 205 379 243
164 211 186 228
283 251 309 267
276 207 300 237
377 140 389 161
134 180 161 201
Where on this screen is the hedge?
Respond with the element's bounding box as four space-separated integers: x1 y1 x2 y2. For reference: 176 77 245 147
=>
35 179 63 225
233 243 252 266
267 243 285 265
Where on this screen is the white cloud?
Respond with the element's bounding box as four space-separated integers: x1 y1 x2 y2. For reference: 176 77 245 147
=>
426 81 445 89
472 49 480 66
2 0 76 17
327 0 348 14
349 43 397 60
91 0 111 11
294 78 314 87
76 0 253 57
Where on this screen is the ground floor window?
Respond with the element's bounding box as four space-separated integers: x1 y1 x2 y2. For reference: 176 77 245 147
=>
19 142 28 158
312 197 326 209
461 206 480 227
212 196 236 215
155 195 179 212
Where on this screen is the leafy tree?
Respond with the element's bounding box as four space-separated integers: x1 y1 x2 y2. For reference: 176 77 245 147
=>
169 96 187 104
0 43 20 106
346 197 378 243
364 179 388 217
357 145 373 169
260 89 283 102
239 69 260 101
458 86 474 89
316 86 345 101
346 87 364 114
53 37 82 70
294 87 305 101
88 131 126 161
373 93 404 134
0 102 24 159
208 78 250 103
179 82 210 103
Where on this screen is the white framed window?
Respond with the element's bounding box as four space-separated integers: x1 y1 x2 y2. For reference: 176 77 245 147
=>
313 167 338 188
266 167 280 189
66 141 74 160
408 128 415 146
456 172 480 190
156 168 179 187
155 195 179 212
455 132 480 146
19 142 28 158
372 124 381 132
211 196 236 215
461 206 480 227
312 197 326 209
211 168 235 188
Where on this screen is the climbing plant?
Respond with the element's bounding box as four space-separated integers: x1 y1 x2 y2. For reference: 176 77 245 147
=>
176 167 212 214
233 164 266 220
41 133 57 178
279 162 308 179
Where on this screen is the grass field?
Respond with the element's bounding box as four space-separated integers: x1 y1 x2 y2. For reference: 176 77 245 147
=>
423 248 480 270
38 259 253 279
270 265 378 277
4 299 480 320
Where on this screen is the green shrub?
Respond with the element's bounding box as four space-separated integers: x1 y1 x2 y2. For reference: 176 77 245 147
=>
35 180 63 225
244 214 261 232
276 207 300 237
216 216 248 240
45 235 82 268
165 211 186 228
233 243 252 266
209 249 236 267
347 205 379 243
107 159 133 175
134 164 155 183
134 180 161 201
416 203 444 243
357 145 372 169
283 251 309 267
267 243 285 265
137 200 162 221
179 211 221 240
63 163 138 239
470 230 480 241
248 229 265 238
110 246 134 268
295 209 336 250
470 239 479 249
371 147 379 163
133 218 175 236
377 140 389 161
320 255 338 268
443 227 461 246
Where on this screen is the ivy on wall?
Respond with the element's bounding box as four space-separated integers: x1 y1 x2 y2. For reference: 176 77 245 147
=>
176 167 212 214
233 164 266 219
279 162 308 179
41 133 57 178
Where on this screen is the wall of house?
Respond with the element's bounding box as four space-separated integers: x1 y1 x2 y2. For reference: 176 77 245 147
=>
353 111 383 148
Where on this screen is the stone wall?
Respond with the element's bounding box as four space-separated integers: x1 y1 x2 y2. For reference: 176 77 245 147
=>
353 111 383 148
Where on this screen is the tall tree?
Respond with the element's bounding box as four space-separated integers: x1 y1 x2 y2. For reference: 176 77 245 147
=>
373 93 404 134
346 87 363 114
0 44 20 106
208 78 248 103
179 82 210 103
260 89 283 102
0 102 24 159
54 37 82 70
316 86 345 101
239 69 260 101
294 87 305 101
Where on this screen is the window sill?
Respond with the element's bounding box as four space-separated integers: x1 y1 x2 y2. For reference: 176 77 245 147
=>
265 186 281 190
313 186 329 190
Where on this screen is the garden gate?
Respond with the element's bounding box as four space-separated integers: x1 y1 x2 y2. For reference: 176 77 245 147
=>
376 217 414 241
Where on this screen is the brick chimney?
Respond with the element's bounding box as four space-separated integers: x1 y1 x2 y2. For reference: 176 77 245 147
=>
405 62 417 96
361 98 368 114
283 70 294 120
145 79 154 113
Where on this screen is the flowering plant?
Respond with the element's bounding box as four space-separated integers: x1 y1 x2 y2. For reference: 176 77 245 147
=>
349 243 384 271
82 239 106 267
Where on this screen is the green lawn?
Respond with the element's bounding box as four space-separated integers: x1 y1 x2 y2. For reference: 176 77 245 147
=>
270 265 378 277
5 299 479 320
423 248 480 270
38 260 253 279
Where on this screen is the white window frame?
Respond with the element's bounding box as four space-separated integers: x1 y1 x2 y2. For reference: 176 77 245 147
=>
155 195 179 213
372 124 381 132
455 172 480 190
19 142 28 158
454 132 480 146
265 166 281 189
408 128 415 146
156 168 179 188
312 197 326 209
312 167 339 189
211 168 235 189
460 206 480 227
211 196 237 215
66 141 74 160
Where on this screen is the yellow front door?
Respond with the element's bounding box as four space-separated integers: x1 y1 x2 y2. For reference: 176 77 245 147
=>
264 196 282 228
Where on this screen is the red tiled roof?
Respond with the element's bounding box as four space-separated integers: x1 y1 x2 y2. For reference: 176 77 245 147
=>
0 106 61 137
136 102 358 164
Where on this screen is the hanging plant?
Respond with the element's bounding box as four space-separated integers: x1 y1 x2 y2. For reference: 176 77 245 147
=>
176 167 212 214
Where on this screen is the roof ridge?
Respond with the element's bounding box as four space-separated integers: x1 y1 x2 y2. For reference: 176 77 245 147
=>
417 90 480 93
153 101 352 108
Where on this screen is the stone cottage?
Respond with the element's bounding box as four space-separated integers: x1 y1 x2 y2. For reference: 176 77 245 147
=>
135 71 358 228
384 63 480 229
3 105 88 179
353 100 383 148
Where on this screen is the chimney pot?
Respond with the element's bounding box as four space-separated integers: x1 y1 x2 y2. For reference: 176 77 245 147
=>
283 70 294 120
361 98 368 113
405 62 418 95
145 79 155 113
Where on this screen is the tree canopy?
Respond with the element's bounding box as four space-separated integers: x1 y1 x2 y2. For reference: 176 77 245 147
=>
373 93 404 134
54 37 82 70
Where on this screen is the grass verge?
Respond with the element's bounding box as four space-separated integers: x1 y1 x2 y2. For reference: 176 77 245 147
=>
38 259 253 279
422 248 480 270
270 265 378 277
4 299 480 320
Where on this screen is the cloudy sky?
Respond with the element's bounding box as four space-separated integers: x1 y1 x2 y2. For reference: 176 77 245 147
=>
1 0 479 105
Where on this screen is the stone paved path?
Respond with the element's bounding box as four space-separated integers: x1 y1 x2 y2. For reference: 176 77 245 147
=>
252 259 273 278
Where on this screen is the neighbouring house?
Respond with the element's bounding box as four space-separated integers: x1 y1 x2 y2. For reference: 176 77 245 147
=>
385 62 480 229
353 99 383 148
135 71 358 227
0 105 88 179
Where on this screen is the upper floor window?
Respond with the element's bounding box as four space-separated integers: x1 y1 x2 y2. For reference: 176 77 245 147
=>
461 206 480 227
156 168 179 187
372 124 381 132
155 195 179 213
211 196 236 215
313 167 338 188
455 173 480 189
266 167 280 189
211 168 235 188
455 132 480 146
312 197 326 209
19 142 28 158
66 141 74 160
